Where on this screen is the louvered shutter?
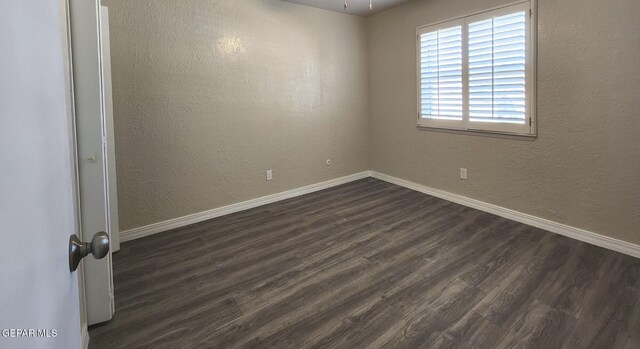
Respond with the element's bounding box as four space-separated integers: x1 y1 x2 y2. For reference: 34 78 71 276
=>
416 1 534 135
418 24 463 122
468 10 527 125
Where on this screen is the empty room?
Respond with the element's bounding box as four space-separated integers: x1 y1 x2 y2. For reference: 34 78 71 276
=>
2 0 639 348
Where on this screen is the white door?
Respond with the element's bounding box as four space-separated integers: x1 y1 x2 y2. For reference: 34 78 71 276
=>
0 1 84 348
69 0 117 325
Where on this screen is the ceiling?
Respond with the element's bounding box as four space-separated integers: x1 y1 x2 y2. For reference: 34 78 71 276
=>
281 0 414 17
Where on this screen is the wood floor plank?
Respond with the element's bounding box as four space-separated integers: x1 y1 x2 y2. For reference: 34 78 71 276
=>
534 240 607 319
89 178 640 349
373 279 486 349
471 239 571 328
307 300 404 349
193 257 379 348
561 253 640 349
458 222 545 290
431 311 504 349
495 300 576 349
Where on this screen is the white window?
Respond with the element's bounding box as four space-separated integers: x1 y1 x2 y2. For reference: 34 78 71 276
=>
417 1 536 135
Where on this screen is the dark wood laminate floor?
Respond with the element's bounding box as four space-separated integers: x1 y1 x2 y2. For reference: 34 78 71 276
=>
89 178 640 349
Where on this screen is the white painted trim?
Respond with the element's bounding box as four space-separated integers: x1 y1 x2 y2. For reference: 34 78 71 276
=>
416 0 530 30
120 170 639 260
120 172 371 242
370 171 640 259
81 325 89 349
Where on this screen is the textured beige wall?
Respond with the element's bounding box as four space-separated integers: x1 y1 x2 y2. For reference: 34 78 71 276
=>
368 0 640 244
105 0 639 244
103 0 370 230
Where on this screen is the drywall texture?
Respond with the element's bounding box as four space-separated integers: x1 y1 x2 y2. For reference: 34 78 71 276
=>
368 0 640 244
102 0 370 230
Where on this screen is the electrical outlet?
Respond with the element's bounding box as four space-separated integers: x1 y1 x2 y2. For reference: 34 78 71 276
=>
266 170 273 181
460 168 468 180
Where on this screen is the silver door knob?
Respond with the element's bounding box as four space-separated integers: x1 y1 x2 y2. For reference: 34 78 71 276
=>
69 232 110 272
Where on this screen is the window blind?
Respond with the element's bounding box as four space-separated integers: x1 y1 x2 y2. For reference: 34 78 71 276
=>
468 11 527 124
419 25 463 120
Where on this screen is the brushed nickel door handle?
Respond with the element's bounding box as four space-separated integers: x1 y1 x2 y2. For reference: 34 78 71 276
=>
69 232 110 272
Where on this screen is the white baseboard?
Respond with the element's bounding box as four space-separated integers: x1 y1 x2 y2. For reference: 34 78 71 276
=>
119 169 639 259
81 324 89 349
120 172 371 242
370 171 640 259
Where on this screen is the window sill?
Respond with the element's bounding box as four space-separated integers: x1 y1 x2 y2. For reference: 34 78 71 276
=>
417 125 538 141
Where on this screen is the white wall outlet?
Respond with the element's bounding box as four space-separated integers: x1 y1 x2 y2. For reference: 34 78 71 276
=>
266 170 273 181
326 159 332 166
460 168 468 180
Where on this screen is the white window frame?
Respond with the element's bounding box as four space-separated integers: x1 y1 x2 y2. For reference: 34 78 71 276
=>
416 0 537 136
